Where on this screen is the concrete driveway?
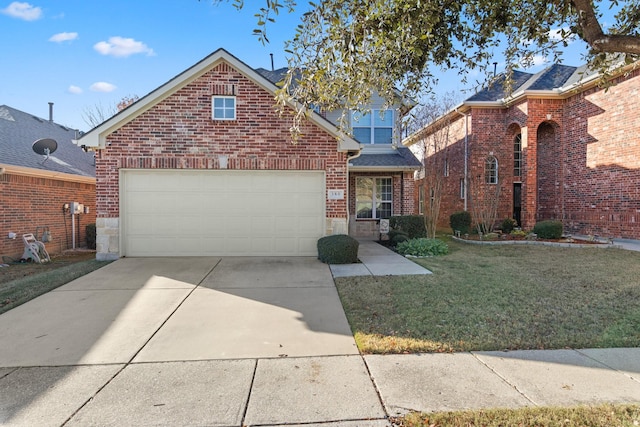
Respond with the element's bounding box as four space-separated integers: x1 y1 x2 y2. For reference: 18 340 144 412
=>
0 257 382 426
0 256 358 367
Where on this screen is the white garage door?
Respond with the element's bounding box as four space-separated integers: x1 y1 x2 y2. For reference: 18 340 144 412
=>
121 169 325 256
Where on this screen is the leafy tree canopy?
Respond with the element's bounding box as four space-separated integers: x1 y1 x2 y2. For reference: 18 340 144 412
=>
222 0 640 139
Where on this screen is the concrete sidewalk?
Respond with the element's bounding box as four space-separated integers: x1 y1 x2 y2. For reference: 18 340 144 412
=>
1 349 639 425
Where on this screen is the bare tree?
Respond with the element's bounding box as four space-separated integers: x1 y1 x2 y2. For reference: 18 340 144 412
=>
82 95 139 129
469 171 502 235
406 92 459 238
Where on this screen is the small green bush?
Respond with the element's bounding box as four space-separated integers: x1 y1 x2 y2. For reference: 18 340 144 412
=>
450 211 472 235
510 229 527 238
396 238 449 257
86 223 96 250
317 234 359 264
388 229 409 245
389 215 426 239
533 220 563 239
501 218 518 234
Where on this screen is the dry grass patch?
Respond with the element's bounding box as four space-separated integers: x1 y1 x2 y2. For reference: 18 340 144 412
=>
394 403 640 426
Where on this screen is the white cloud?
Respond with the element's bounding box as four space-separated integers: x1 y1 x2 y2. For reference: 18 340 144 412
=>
549 27 577 44
93 36 155 58
67 85 83 94
1 2 42 21
90 82 117 93
520 54 548 70
49 32 78 43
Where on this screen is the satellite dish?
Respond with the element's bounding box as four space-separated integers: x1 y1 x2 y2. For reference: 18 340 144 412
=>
32 138 58 156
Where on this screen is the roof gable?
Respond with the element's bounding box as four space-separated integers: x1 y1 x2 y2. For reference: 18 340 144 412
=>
79 49 360 152
0 105 95 177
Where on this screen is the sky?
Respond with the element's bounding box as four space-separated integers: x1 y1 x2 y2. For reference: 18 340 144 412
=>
0 0 602 132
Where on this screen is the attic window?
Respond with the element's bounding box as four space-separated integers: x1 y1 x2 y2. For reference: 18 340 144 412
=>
212 96 236 120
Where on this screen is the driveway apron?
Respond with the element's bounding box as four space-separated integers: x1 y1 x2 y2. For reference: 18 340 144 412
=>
134 257 358 361
0 256 357 367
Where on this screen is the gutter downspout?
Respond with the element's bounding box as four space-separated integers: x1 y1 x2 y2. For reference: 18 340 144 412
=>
346 147 363 235
455 107 470 211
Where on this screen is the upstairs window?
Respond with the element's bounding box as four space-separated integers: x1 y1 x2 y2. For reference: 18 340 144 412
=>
212 96 236 120
485 156 498 184
351 109 394 144
514 134 522 177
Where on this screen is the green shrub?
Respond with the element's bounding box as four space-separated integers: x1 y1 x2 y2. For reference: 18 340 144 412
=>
510 229 527 238
388 229 409 245
501 218 518 234
533 220 563 239
396 238 449 257
317 234 359 264
86 223 96 250
389 215 426 239
450 211 472 234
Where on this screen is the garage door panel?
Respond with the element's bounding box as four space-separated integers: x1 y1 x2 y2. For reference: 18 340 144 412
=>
122 170 325 256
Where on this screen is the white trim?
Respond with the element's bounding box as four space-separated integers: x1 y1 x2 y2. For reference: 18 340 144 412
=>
0 163 95 184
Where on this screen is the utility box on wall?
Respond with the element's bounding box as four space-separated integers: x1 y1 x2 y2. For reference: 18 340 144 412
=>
70 202 84 215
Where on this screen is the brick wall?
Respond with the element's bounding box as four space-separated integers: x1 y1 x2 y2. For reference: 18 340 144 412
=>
0 172 96 259
95 61 348 256
560 69 640 238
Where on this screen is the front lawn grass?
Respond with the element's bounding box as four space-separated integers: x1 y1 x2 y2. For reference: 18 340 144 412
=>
335 240 640 353
0 259 111 315
395 403 640 426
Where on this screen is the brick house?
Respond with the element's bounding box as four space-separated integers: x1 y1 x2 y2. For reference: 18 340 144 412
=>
0 104 96 259
78 49 420 260
406 63 640 240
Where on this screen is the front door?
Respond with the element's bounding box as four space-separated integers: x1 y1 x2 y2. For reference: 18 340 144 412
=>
513 183 522 227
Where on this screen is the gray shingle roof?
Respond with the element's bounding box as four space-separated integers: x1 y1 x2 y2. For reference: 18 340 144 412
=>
0 105 95 177
255 67 289 85
466 64 596 103
350 147 421 169
466 70 535 102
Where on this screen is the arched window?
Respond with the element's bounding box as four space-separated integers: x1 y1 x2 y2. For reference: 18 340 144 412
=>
514 134 522 177
485 156 498 184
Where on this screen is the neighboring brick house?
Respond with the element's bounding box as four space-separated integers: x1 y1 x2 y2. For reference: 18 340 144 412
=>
0 105 96 259
78 49 420 260
405 62 640 240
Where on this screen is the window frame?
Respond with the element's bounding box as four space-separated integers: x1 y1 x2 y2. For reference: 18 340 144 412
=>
485 156 498 184
351 109 394 145
211 95 236 121
514 134 522 177
418 185 425 215
356 176 393 219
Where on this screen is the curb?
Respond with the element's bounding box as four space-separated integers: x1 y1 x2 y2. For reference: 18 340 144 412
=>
451 235 623 249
